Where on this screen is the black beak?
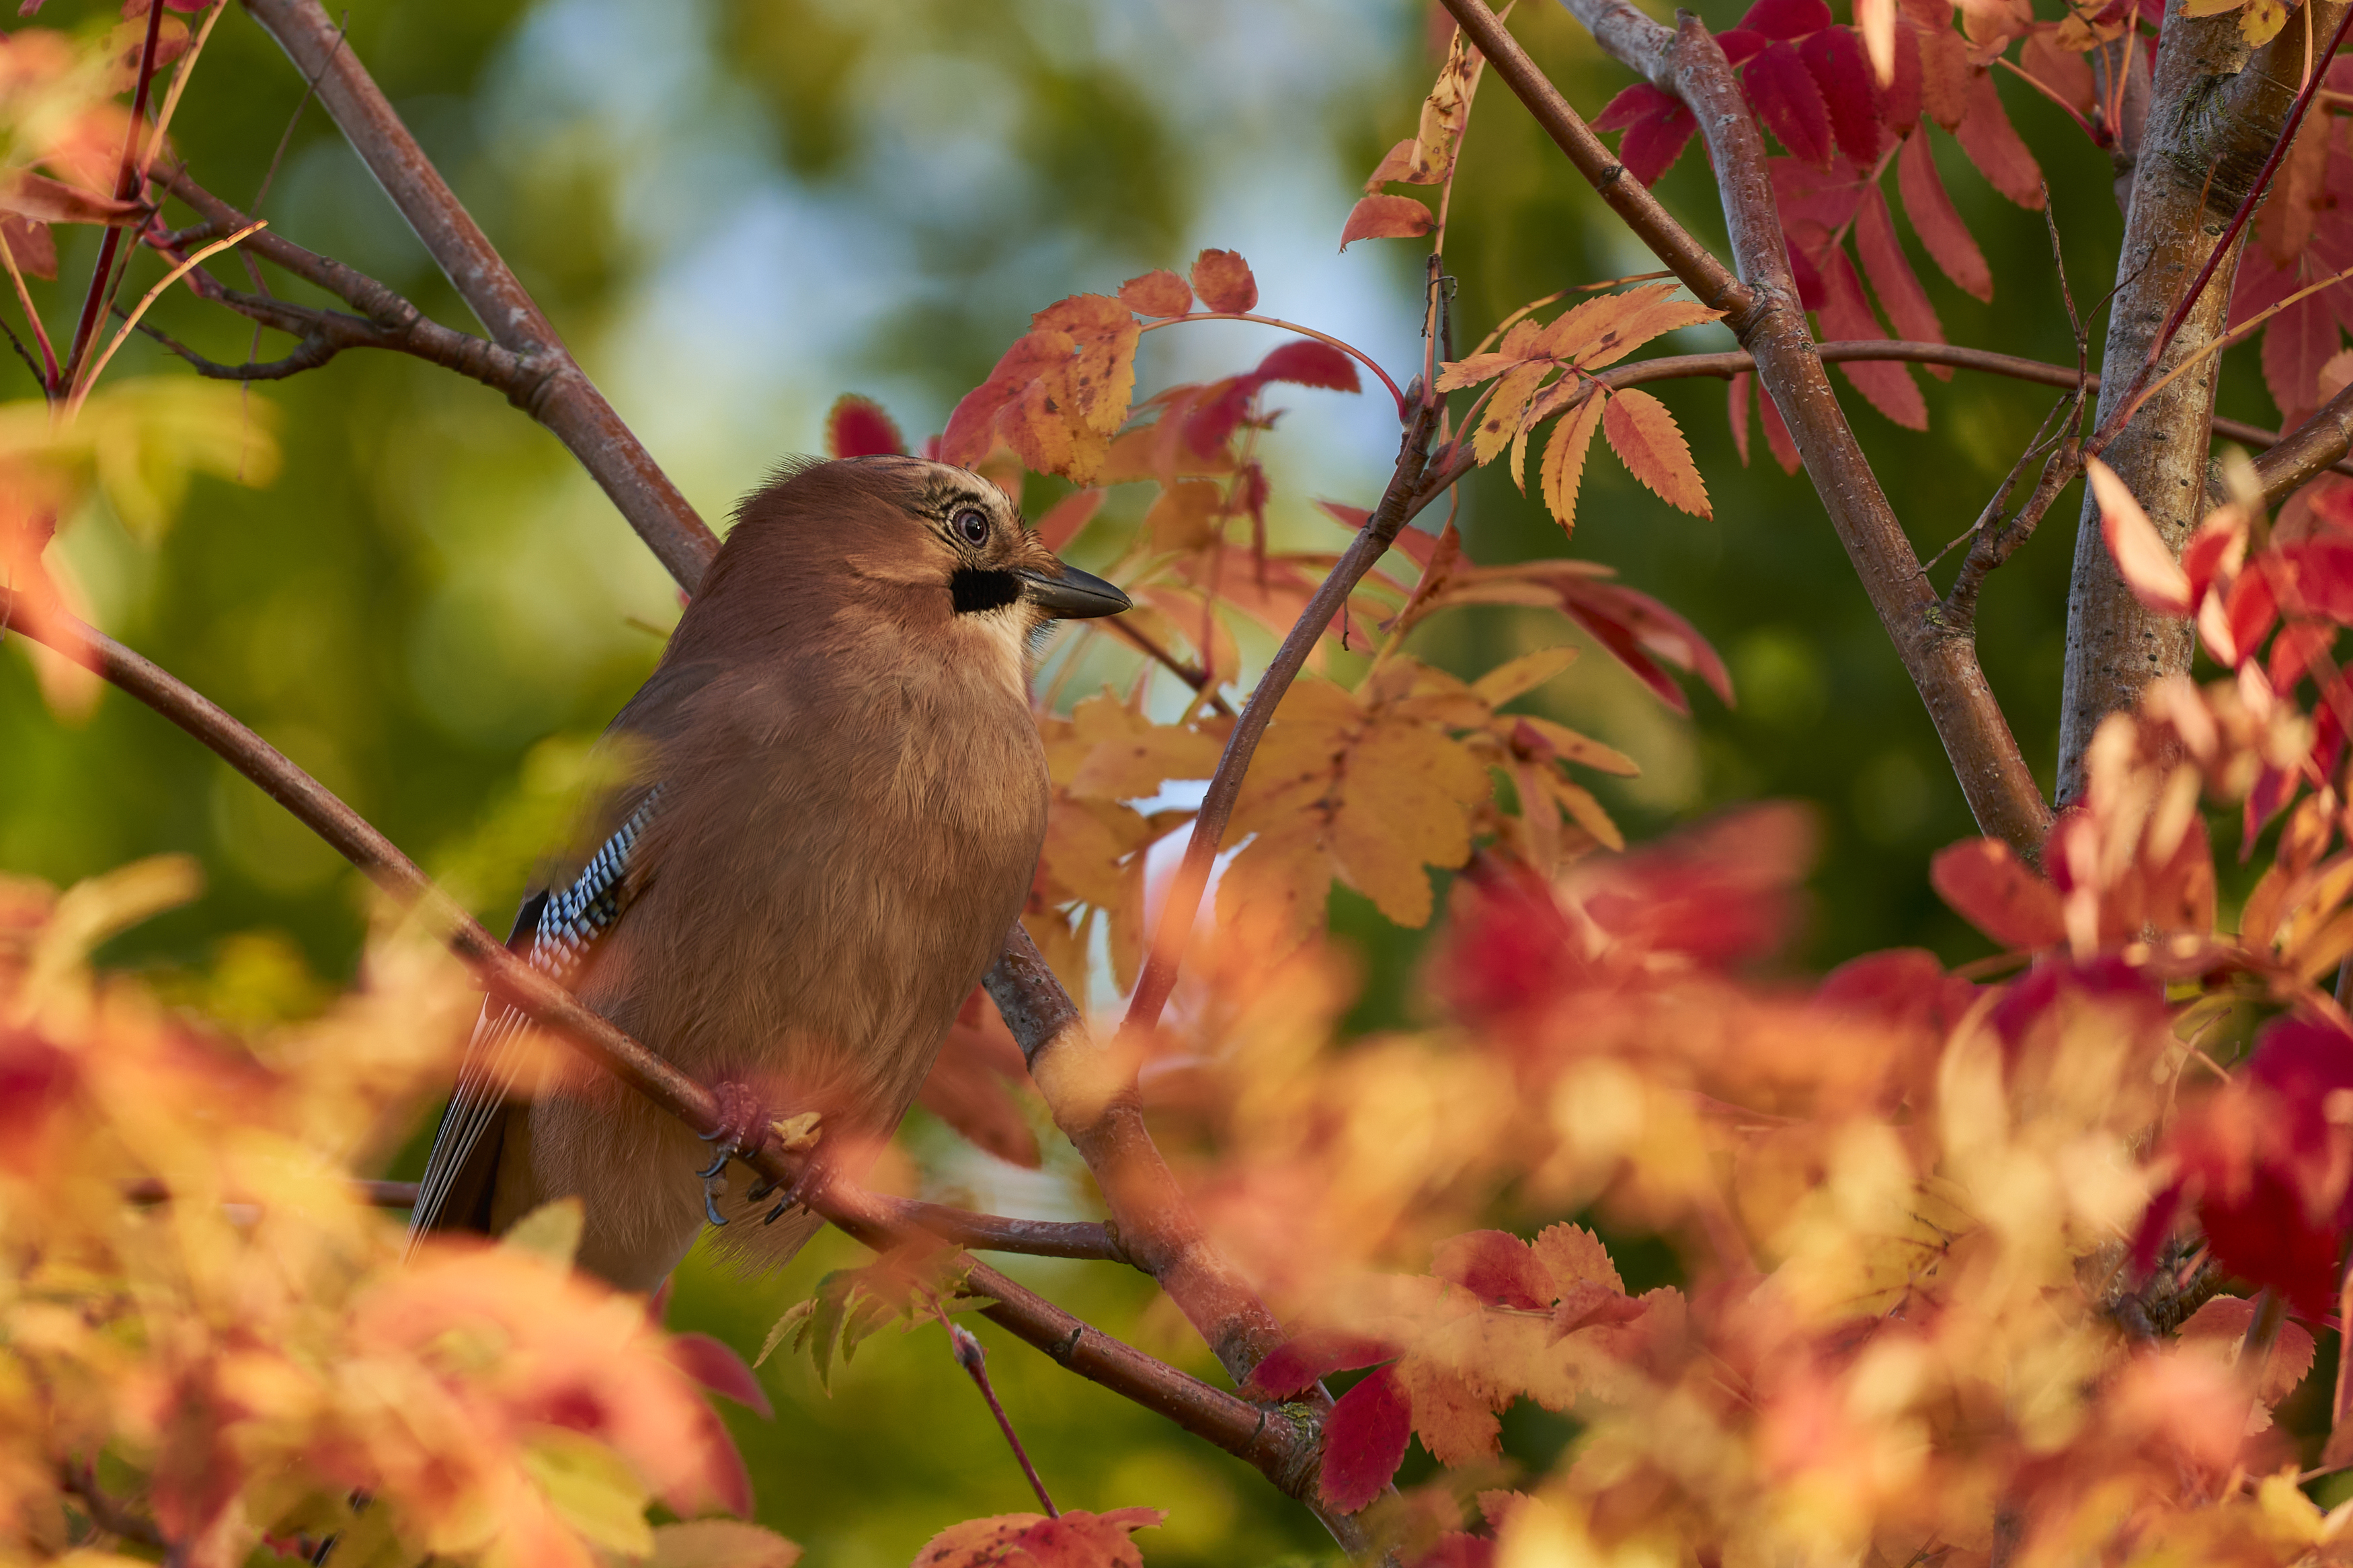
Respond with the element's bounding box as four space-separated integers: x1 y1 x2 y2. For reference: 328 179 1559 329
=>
1018 563 1130 620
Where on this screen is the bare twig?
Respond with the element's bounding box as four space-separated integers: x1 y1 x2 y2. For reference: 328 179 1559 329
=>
1105 618 1235 717
2057 0 2352 806
1514 0 2052 854
241 0 719 589
1 597 1324 1508
949 1323 1059 1516
2251 372 2353 503
60 1462 169 1551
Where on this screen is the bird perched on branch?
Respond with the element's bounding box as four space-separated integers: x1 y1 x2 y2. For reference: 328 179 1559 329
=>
409 456 1129 1290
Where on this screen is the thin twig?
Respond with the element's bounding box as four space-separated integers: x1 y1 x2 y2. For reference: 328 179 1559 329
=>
949 1323 1059 1516
60 1461 169 1551
65 222 266 416
1105 618 1235 716
61 0 167 385
1140 311 1408 419
0 598 1322 1505
1520 0 2052 854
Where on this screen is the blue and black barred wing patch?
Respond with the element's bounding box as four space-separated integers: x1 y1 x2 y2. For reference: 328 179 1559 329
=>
408 787 664 1243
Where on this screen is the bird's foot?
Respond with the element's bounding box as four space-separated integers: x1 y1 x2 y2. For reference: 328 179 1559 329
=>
696 1081 772 1226
742 1112 827 1225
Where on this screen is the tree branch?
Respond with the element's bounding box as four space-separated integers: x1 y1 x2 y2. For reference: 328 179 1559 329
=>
188 11 1358 1540
239 0 719 590
2055 0 2352 807
2250 372 2353 502
1494 0 2052 855
4 595 1320 1508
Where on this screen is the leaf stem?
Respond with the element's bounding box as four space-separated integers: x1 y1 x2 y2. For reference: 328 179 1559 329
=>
1138 311 1408 419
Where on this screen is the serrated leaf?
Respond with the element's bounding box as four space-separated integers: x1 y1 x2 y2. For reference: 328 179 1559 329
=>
1117 268 1192 317
649 1521 803 1568
1472 361 1554 465
1319 1365 1412 1512
1473 646 1579 706
1191 249 1258 313
1540 393 1608 540
1340 193 1435 250
1601 388 1710 516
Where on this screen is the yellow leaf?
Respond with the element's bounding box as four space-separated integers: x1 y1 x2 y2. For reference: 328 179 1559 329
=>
521 1430 655 1557
1217 817 1335 946
1146 478 1225 552
1539 772 1624 852
1472 360 1553 466
500 1196 586 1270
1540 393 1607 540
2240 0 2285 44
1513 714 1640 776
1328 720 1487 926
1472 646 1578 707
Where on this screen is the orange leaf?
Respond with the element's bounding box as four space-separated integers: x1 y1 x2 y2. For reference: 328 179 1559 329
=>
1031 488 1105 551
1540 393 1607 540
1340 193 1435 250
1929 838 2065 949
910 1508 1164 1568
1601 388 1709 517
2089 458 2192 617
1191 249 1258 314
1117 268 1192 317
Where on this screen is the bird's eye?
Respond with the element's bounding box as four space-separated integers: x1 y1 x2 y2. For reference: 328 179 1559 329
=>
954 508 990 546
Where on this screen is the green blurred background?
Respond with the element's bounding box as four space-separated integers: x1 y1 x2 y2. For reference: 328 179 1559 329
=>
0 0 2290 1561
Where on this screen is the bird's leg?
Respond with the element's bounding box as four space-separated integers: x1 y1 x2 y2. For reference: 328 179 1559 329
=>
695 1081 772 1227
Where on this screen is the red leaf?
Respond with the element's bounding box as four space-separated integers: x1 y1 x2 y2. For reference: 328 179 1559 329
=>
1433 1230 1554 1309
1817 247 1927 429
1953 68 2044 208
1913 19 1970 130
823 394 906 459
1759 379 1802 473
1739 0 1834 39
1745 41 1836 166
1784 230 1829 312
1254 339 1362 393
1593 82 1678 131
1240 1329 1400 1398
1341 193 1435 249
1 216 53 282
2089 458 2192 617
1929 839 2065 949
1853 185 1947 375
1882 21 1925 130
669 1332 774 1419
1032 488 1105 552
912 1508 1164 1568
1117 269 1193 317
1191 248 1258 314
2263 289 2341 425
1717 28 1771 65
1800 29 1883 165
1554 577 1736 711
1897 130 1992 302
1317 499 1373 531
1727 370 1753 465
1319 1366 1413 1513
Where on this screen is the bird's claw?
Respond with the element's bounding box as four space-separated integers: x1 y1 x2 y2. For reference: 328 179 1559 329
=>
696 1080 771 1227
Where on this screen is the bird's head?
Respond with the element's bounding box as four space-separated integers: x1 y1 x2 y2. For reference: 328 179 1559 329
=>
705 456 1129 665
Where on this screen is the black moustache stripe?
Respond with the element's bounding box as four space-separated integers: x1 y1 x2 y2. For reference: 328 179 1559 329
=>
951 567 1023 615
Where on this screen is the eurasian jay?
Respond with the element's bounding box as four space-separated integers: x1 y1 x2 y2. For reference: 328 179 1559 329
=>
409 455 1129 1290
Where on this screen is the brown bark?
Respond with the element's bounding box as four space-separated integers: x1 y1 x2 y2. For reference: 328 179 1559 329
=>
1476 0 2054 855
2056 0 2350 805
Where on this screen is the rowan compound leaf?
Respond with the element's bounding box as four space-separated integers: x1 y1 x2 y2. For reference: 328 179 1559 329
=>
1854 185 1946 372
1472 646 1578 707
1739 0 1834 37
2263 290 2339 423
1253 339 1362 393
1433 1231 1556 1309
1191 248 1259 313
1601 388 1710 516
1513 714 1640 776
1473 361 1552 466
1554 577 1734 709
912 1509 1162 1568
1745 40 1836 165
1542 774 1624 851
1594 83 1698 184
823 393 906 458
1953 67 2044 208
1117 268 1193 317
1319 1365 1414 1513
1800 28 1882 165
650 1521 803 1568
1240 1329 1402 1397
1531 1223 1624 1295
1929 838 2065 949
1540 392 1607 539
1341 194 1435 249
1817 248 1927 429
2089 458 2192 616
1031 487 1105 551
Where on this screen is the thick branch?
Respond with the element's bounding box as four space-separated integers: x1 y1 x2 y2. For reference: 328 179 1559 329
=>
2056 0 2352 806
239 0 718 589
2251 373 2353 502
5 598 1317 1503
1518 0 2052 854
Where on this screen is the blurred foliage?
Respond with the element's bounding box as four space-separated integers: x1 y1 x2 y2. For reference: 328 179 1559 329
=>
0 0 2309 1561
